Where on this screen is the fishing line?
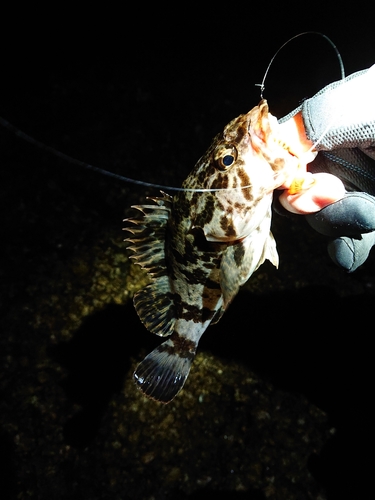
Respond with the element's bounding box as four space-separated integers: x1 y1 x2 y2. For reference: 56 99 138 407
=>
255 31 345 99
0 114 279 193
255 31 346 163
0 116 205 192
0 115 255 193
1 32 346 194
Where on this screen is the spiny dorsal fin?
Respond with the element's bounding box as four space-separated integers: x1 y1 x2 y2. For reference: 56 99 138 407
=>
124 192 172 276
133 334 196 403
124 192 176 336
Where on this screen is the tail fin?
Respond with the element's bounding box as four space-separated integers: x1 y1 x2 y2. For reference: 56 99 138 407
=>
133 335 196 403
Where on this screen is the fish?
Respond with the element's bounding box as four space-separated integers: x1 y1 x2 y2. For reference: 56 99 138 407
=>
124 99 316 403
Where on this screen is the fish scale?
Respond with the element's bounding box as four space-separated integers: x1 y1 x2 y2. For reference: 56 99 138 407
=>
125 100 300 403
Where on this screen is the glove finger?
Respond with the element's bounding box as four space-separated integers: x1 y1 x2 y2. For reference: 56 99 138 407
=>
305 192 375 237
273 190 300 219
327 231 375 272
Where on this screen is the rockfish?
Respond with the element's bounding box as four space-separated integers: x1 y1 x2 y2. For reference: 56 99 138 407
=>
125 99 342 403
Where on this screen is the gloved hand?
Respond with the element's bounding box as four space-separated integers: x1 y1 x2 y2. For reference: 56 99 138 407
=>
306 193 375 272
273 186 375 272
277 65 375 272
305 149 375 272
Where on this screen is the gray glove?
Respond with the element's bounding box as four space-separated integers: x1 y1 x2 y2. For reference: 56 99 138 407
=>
306 149 375 272
280 65 375 272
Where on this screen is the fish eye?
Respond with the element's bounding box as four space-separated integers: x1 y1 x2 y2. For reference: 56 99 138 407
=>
213 144 238 171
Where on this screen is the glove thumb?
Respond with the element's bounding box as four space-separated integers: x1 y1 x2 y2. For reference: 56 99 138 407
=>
327 231 375 272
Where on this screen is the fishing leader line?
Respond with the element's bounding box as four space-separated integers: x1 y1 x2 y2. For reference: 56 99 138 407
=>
255 31 346 165
255 31 345 100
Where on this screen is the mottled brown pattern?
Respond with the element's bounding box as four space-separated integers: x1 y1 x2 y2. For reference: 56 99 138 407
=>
130 100 290 402
168 332 197 357
191 195 216 229
234 201 246 211
272 157 286 170
233 241 245 267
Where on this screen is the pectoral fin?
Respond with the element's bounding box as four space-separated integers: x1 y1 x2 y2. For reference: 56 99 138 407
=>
220 224 278 308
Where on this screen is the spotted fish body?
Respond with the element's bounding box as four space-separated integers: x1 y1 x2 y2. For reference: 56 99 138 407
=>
125 100 299 403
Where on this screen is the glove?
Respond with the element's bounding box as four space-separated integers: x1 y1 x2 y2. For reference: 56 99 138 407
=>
273 147 375 272
306 192 375 272
305 149 375 272
278 65 375 272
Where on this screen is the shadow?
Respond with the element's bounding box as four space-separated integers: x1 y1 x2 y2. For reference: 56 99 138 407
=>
49 302 159 448
50 285 373 498
201 285 370 404
0 431 17 500
200 285 373 500
175 488 265 500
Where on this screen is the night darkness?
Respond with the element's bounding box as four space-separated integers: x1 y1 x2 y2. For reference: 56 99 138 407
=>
1 8 374 500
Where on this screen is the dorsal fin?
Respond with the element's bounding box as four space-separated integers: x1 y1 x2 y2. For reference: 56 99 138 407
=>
124 192 176 337
124 192 172 275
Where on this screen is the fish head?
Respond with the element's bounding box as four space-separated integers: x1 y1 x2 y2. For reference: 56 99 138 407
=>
182 100 297 242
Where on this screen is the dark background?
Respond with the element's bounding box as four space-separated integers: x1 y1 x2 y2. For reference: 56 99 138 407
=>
1 6 374 500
